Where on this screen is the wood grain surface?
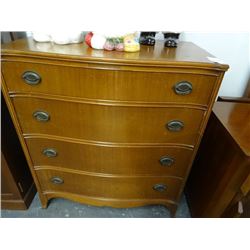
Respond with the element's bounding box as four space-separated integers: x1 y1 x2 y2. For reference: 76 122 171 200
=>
1 38 228 215
26 137 193 177
3 61 218 106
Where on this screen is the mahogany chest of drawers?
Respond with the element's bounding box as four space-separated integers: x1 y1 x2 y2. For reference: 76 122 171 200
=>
1 38 228 216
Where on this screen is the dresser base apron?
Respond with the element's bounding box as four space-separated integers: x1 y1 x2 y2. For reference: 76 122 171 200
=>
40 191 178 217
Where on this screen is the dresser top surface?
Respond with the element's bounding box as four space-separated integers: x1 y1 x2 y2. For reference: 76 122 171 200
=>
1 38 228 70
213 101 250 157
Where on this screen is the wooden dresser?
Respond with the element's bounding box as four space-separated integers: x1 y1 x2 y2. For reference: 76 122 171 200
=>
1 32 36 210
1 38 228 216
1 94 36 209
186 100 250 217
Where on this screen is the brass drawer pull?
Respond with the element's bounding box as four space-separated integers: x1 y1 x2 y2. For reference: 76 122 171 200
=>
153 184 167 192
43 148 57 158
159 156 174 167
166 120 184 132
33 111 50 122
50 176 64 185
22 71 41 85
174 81 193 95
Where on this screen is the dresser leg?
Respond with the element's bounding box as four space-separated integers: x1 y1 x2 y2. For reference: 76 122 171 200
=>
39 193 49 209
169 204 178 218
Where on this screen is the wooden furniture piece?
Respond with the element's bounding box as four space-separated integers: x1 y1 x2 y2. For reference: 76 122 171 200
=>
186 100 250 217
1 38 228 216
222 174 250 218
1 31 36 210
217 96 250 104
244 80 250 97
1 93 36 210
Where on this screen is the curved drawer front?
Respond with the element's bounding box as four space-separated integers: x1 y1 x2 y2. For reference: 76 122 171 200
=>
3 61 217 106
13 97 205 145
26 137 194 177
35 168 182 201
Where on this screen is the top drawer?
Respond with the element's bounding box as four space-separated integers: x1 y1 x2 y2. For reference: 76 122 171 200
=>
2 61 217 106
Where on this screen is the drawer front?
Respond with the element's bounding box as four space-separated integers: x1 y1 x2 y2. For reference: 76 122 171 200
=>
36 168 182 201
3 61 217 106
26 137 194 177
13 97 205 145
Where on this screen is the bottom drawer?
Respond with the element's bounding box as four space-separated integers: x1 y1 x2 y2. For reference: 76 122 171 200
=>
36 168 183 202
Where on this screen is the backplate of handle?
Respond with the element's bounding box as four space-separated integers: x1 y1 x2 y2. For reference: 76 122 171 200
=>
43 148 57 158
22 71 41 85
50 176 64 185
166 120 184 132
174 81 193 95
159 156 174 167
33 111 50 122
153 184 167 192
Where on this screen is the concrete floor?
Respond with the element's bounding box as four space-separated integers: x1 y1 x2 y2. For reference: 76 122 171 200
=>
1 194 190 218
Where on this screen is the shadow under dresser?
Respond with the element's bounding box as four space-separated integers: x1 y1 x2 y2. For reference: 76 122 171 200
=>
1 38 228 216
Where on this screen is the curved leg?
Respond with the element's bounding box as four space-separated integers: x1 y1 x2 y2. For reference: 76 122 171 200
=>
163 203 178 218
39 193 49 209
169 204 178 218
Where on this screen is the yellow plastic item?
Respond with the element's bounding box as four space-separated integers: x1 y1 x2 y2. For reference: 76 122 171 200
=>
124 33 140 52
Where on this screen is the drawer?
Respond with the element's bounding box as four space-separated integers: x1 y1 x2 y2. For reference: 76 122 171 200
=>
3 61 217 106
35 168 183 201
13 97 205 145
26 137 194 177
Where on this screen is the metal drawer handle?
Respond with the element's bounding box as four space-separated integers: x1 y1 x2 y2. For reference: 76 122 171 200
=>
50 177 64 185
153 184 167 192
159 156 174 167
174 81 192 95
22 71 41 85
43 148 57 158
33 111 50 122
166 120 184 132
